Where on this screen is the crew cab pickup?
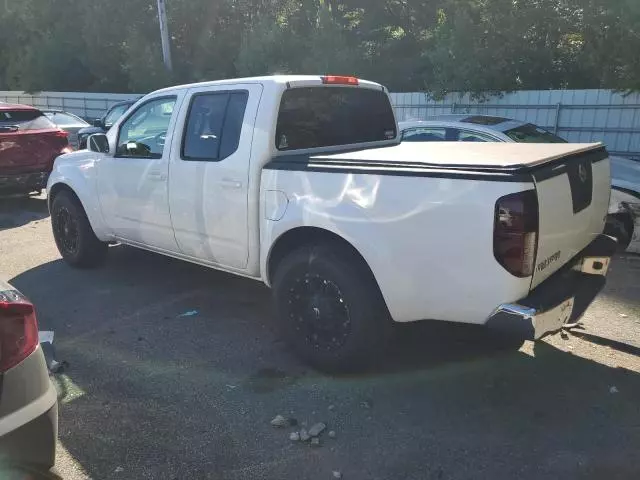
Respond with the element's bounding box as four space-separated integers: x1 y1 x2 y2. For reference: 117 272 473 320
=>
46 75 616 371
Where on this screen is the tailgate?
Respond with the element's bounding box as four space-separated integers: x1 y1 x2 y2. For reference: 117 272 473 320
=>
531 146 610 288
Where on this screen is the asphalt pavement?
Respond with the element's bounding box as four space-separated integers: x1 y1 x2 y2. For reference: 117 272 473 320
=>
1 195 640 480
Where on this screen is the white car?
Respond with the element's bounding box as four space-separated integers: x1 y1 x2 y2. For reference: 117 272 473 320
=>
400 115 640 254
47 75 615 371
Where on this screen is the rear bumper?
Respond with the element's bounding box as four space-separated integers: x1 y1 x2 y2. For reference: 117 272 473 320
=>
0 171 49 194
485 234 618 340
0 347 58 470
0 404 57 470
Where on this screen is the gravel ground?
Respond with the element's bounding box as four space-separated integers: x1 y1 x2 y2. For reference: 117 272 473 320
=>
1 195 640 480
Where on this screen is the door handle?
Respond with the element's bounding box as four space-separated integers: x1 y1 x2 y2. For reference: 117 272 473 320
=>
148 171 167 181
220 178 242 189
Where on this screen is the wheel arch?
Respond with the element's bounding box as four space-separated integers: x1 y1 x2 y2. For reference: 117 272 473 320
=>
266 226 381 293
48 182 81 212
47 181 110 241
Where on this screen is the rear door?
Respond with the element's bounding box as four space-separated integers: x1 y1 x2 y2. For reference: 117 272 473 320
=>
531 147 611 287
0 109 67 174
168 83 263 270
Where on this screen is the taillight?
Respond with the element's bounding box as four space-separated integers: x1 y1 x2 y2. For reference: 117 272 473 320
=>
54 129 69 145
0 294 39 372
321 75 359 85
493 190 539 277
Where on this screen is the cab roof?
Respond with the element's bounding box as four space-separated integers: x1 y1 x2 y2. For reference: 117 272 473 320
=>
151 75 384 95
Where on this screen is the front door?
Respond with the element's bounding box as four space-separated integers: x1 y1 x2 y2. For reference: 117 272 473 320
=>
97 94 182 251
168 83 263 270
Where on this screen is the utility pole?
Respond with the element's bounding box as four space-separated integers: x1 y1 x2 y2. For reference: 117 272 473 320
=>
156 0 173 73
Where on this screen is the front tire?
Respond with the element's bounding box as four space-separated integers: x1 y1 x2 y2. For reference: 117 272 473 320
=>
272 243 391 372
51 191 108 268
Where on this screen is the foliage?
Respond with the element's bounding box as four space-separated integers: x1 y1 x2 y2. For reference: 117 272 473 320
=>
0 0 638 96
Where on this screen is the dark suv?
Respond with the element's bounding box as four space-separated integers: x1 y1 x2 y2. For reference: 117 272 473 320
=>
76 99 137 149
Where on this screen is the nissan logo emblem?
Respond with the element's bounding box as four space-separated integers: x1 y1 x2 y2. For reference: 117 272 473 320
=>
578 164 588 183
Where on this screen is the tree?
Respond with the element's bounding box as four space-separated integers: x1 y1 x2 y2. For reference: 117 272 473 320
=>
0 0 638 95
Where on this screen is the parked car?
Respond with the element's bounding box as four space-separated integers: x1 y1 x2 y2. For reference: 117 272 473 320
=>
47 75 615 371
43 110 90 150
0 104 72 196
76 100 137 149
399 115 640 254
0 280 58 472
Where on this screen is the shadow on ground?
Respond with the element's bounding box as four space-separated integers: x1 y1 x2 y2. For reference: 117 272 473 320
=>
10 246 640 480
599 253 640 308
0 195 49 231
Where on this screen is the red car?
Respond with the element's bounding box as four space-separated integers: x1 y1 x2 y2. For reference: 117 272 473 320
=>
0 104 72 196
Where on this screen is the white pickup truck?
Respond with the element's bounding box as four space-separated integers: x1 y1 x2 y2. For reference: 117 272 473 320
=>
47 75 616 371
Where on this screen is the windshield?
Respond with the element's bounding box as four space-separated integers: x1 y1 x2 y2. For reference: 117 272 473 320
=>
275 87 396 151
44 111 88 127
104 104 130 126
504 123 567 143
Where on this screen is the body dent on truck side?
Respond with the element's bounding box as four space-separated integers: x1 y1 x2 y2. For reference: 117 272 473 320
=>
260 168 533 324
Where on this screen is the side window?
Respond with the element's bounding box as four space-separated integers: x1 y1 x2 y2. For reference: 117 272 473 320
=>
116 97 176 159
401 127 446 142
182 91 248 162
220 92 249 159
455 129 497 142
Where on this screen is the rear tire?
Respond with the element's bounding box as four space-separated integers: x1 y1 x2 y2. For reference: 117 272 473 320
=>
272 243 391 372
51 191 108 268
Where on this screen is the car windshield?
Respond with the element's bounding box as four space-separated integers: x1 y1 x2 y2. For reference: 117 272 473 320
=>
504 123 567 143
104 104 130 126
275 86 396 150
44 112 88 127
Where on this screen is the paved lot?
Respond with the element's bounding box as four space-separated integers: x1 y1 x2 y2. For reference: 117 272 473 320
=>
2 195 640 480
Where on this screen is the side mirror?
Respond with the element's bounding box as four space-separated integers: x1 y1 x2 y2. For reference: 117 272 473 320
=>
88 133 110 154
93 118 104 128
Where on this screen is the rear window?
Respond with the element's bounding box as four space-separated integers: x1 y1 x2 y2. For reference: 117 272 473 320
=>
0 110 56 131
44 112 87 127
504 124 567 143
275 87 396 151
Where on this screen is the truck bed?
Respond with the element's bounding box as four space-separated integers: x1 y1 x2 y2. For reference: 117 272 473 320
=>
263 140 611 323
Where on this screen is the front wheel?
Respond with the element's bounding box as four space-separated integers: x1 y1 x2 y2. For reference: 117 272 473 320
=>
51 191 108 268
272 243 391 372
